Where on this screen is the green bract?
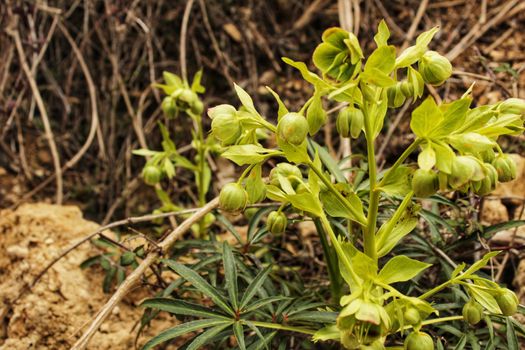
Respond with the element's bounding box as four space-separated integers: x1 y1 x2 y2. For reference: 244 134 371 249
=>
219 183 248 213
418 51 452 86
277 112 309 145
313 27 363 82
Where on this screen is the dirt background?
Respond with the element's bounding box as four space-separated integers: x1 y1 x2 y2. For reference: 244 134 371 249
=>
1 0 525 349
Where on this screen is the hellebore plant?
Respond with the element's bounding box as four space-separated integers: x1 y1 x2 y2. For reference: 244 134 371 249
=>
134 71 217 237
210 21 524 349
142 21 524 350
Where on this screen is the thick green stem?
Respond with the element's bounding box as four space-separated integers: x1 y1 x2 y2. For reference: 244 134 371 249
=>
362 103 379 262
314 218 343 303
307 160 367 227
244 320 317 335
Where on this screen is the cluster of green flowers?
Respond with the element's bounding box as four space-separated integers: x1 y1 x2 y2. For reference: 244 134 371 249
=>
208 20 524 350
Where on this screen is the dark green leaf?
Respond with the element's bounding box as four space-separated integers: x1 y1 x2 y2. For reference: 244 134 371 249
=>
163 260 234 316
240 265 272 310
222 242 239 310
141 298 230 320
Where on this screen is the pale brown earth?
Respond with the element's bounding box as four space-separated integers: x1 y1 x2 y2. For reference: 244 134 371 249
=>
0 203 175 350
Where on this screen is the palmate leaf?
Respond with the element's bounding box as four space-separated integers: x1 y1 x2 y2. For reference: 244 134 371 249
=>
222 242 239 310
140 298 230 320
240 265 273 310
233 321 247 350
246 330 277 350
185 323 232 350
163 260 234 316
141 319 230 350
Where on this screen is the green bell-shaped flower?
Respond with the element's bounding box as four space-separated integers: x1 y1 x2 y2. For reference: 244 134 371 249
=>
449 156 483 189
277 112 309 145
161 96 177 118
492 155 517 182
387 82 406 108
266 211 288 234
404 331 434 350
412 169 439 197
219 183 248 213
498 97 525 116
418 51 452 86
336 106 364 139
208 104 242 146
313 27 363 82
269 163 303 188
495 288 518 316
462 300 484 325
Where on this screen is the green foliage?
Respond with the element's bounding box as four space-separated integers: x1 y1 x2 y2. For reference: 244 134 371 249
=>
125 20 525 350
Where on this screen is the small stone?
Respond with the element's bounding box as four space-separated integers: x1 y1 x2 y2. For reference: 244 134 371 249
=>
6 245 29 259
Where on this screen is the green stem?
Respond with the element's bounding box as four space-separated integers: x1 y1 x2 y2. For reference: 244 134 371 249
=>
419 279 454 300
397 316 464 333
378 138 422 188
362 100 379 262
314 218 343 303
244 320 317 335
189 110 208 236
307 160 367 227
237 163 257 183
319 213 360 284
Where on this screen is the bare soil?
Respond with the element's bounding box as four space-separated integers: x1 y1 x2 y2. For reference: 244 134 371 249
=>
0 203 174 350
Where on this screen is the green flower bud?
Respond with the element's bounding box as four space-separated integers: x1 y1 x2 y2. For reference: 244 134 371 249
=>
492 155 517 182
266 211 287 234
341 331 360 350
387 82 406 108
498 98 525 115
177 89 199 106
191 99 204 115
336 107 364 139
400 80 415 98
404 331 434 350
412 169 439 197
361 83 377 102
462 300 484 325
277 112 309 145
208 104 242 146
495 288 518 316
161 96 177 117
418 51 452 86
474 163 498 196
403 307 421 325
142 165 162 185
244 207 259 220
219 183 248 213
269 163 303 187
